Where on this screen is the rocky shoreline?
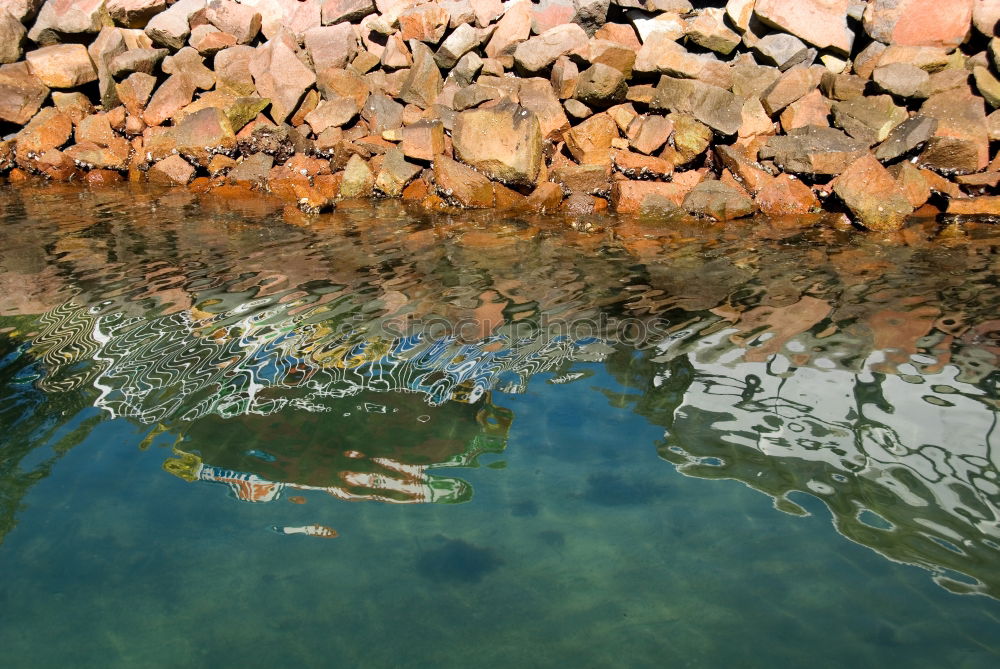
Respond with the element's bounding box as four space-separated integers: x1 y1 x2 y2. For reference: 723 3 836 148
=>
1 0 999 230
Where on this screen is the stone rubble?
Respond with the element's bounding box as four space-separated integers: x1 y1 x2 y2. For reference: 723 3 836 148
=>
0 0 999 227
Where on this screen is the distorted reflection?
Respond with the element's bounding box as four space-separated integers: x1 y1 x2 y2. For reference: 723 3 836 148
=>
1 182 999 601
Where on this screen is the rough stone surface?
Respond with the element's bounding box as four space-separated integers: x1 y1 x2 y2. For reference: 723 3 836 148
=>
0 10 26 65
304 24 357 74
149 154 195 184
250 37 316 124
29 0 111 45
833 153 914 231
683 180 756 220
919 91 990 173
107 0 166 28
652 76 742 135
764 125 869 175
433 154 494 207
145 0 205 49
864 0 973 50
215 44 256 95
574 63 627 106
0 62 49 125
206 0 261 44
513 23 588 73
874 115 939 161
399 41 442 108
143 73 196 126
25 44 97 89
832 95 908 146
453 102 542 186
565 112 617 165
755 173 819 215
753 0 854 54
375 147 421 196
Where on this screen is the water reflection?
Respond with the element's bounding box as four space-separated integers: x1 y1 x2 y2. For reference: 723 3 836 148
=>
1 182 999 600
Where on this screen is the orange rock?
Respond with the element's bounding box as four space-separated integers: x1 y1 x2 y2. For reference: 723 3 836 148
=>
148 154 195 185
779 89 831 132
864 0 972 50
832 154 914 231
493 182 530 210
526 181 564 212
565 112 618 165
755 173 820 216
400 119 446 162
947 195 1000 215
433 155 494 208
453 101 542 186
611 180 690 214
612 150 673 180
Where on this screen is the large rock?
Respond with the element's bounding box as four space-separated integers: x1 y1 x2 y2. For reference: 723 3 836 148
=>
143 74 196 126
435 23 479 69
215 45 256 96
362 93 404 133
1 0 43 23
574 63 627 106
0 10 27 65
864 0 973 50
611 180 690 213
565 111 618 165
116 71 156 117
433 154 495 207
206 0 261 44
398 41 442 109
918 91 989 173
512 23 588 73
399 119 445 161
250 36 316 124
833 153 914 231
762 125 869 175
304 97 358 134
24 44 96 89
28 0 112 45
635 31 715 79
304 24 357 73
518 77 571 141
754 173 820 216
872 63 929 98
162 47 214 90
453 101 542 186
484 0 532 66
109 47 167 78
322 0 374 24
375 147 421 197
15 107 72 164
148 154 195 185
753 0 854 54
148 106 236 165
685 7 740 55
398 3 449 43
651 76 741 135
831 95 908 146
760 66 822 116
144 0 204 49
106 0 166 28
874 115 938 161
683 180 756 220
0 62 49 125
974 0 1000 35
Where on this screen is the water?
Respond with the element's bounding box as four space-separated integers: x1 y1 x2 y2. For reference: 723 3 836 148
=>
1 182 999 667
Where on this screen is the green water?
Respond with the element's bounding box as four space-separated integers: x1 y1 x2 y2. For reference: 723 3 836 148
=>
1 183 998 667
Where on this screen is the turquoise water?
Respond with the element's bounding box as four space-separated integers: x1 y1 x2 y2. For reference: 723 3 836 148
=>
1 183 999 667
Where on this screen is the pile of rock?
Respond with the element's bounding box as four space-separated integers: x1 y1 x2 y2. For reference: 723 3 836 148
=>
1 0 1000 229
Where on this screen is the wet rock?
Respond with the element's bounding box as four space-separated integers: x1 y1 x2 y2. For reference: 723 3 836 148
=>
612 149 672 179
250 37 316 124
872 63 929 99
399 41 442 109
65 138 131 170
143 74 196 126
25 44 97 89
683 180 755 220
831 95 908 146
760 65 823 116
29 0 111 45
574 63 627 106
453 102 542 186
148 154 195 185
107 0 166 28
525 180 564 211
227 151 273 186
0 62 48 125
484 0 532 66
753 0 854 54
685 7 740 55
433 154 494 207
651 77 742 136
339 153 375 199
918 91 989 173
755 173 819 216
374 147 421 196
322 0 374 25
874 115 938 161
513 23 588 74
947 195 1000 216
0 10 26 65
145 0 204 50
832 153 914 231
611 180 690 213
205 0 261 44
763 125 868 175
864 0 972 50
109 47 167 78
162 46 215 91
150 106 236 166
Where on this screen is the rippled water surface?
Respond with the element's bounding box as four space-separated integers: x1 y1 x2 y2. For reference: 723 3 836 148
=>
2 182 1000 667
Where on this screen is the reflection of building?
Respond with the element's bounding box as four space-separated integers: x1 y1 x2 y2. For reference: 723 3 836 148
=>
607 326 1000 599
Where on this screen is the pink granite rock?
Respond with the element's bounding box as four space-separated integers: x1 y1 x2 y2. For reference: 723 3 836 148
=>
206 0 261 44
304 23 357 73
250 37 316 124
28 0 112 45
753 0 854 55
864 0 972 50
25 43 97 88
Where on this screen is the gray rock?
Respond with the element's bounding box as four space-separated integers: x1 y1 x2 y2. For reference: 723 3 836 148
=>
762 125 869 175
874 115 938 161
